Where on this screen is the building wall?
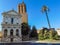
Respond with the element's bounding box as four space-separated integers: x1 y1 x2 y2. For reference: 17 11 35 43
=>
1 10 22 42
2 26 21 37
3 14 21 24
21 13 28 23
56 29 60 36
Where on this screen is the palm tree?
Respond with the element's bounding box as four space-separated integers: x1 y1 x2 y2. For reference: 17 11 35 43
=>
42 5 51 29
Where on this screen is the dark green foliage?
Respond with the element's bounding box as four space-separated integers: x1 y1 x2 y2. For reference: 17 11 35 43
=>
49 30 58 39
30 26 38 38
49 30 57 39
38 28 58 40
21 23 30 35
38 28 49 40
21 23 58 40
44 30 49 39
38 30 44 40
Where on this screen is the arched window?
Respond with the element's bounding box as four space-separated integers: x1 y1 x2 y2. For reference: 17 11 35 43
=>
10 29 13 36
4 29 7 37
16 29 19 36
11 18 13 24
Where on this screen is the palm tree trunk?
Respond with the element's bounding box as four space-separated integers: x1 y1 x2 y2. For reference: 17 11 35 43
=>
45 11 51 29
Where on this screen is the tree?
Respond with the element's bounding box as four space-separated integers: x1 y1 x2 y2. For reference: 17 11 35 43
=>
53 31 58 40
38 30 44 40
49 29 58 39
38 28 49 40
30 26 38 38
41 5 51 29
44 30 49 39
21 23 30 35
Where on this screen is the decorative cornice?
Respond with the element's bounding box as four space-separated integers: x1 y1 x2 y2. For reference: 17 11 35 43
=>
1 24 21 26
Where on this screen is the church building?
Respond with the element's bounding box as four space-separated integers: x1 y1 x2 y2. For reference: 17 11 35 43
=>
1 1 28 42
1 9 22 42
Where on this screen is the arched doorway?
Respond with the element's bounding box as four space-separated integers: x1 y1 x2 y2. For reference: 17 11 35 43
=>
10 38 13 42
10 29 13 36
10 29 13 42
4 29 7 37
16 29 19 36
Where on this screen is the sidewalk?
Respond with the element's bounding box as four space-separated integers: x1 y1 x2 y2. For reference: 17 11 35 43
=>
0 40 60 43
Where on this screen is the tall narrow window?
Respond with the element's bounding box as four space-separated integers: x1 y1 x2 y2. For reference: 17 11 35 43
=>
16 29 19 36
10 29 13 36
4 29 7 37
11 18 13 24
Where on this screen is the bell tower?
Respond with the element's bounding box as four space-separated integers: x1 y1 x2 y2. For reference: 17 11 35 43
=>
18 0 28 23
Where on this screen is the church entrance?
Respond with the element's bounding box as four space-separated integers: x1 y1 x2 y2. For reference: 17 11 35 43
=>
10 38 13 42
10 29 13 42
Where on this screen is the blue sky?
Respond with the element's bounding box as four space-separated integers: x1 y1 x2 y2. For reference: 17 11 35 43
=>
0 0 60 30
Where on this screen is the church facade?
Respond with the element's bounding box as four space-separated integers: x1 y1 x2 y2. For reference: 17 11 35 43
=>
1 10 22 42
1 1 28 42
